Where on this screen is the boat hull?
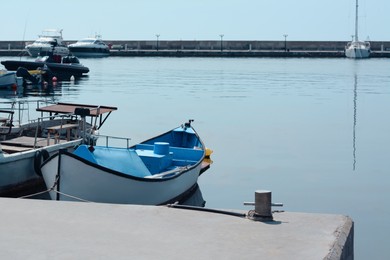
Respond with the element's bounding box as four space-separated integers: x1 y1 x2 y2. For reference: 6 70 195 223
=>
68 47 110 58
345 46 370 58
42 151 202 205
0 72 23 90
0 140 81 193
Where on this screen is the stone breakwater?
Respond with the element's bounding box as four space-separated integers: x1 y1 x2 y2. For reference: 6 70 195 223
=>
1 40 389 57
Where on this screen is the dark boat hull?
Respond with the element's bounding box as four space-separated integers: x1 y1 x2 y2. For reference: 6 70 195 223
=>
1 60 89 80
69 47 110 57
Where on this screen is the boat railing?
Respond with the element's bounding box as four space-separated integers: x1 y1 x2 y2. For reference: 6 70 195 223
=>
94 134 132 148
0 109 14 136
0 99 57 127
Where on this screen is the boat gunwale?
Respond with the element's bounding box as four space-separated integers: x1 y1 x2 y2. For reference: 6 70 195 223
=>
43 148 202 183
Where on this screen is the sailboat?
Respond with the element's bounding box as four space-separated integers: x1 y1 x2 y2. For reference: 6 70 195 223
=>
345 0 370 58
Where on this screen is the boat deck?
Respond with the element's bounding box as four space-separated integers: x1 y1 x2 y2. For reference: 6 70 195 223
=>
0 136 69 154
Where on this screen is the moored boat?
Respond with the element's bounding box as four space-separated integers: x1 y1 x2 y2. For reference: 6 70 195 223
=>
25 29 69 57
68 35 110 57
40 120 210 205
345 0 370 59
0 70 23 90
0 101 117 196
1 54 89 80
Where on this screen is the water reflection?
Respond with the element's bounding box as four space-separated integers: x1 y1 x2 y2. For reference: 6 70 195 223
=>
177 183 206 207
352 74 357 171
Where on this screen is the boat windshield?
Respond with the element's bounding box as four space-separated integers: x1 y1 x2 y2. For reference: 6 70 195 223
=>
78 39 96 44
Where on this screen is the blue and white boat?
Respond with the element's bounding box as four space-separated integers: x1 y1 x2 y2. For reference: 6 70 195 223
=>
0 70 23 90
40 120 211 205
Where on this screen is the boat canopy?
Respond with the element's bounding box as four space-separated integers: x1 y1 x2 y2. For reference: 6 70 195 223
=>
36 102 118 129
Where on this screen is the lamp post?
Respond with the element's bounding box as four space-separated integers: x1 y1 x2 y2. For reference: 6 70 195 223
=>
219 34 224 52
156 34 160 51
283 34 288 52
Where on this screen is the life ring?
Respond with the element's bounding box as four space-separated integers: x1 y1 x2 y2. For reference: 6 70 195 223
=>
34 149 50 176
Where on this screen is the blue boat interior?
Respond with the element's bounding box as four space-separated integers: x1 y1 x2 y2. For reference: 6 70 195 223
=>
73 137 204 178
142 127 203 149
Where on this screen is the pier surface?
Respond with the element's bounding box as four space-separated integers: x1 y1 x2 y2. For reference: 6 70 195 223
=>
0 197 353 259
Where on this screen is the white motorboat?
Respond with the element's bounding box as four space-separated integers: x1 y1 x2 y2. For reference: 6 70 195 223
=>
25 29 70 57
68 35 110 57
0 70 23 90
345 0 370 58
0 101 117 196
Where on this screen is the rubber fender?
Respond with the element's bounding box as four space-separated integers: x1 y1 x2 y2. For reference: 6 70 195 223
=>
34 149 50 176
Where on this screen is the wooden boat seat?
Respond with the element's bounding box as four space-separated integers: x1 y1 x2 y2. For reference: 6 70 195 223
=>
46 123 79 143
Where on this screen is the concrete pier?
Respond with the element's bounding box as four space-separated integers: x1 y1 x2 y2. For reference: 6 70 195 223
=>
1 40 389 58
0 197 353 259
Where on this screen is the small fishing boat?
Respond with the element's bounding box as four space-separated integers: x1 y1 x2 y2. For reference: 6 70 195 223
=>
0 101 117 196
25 29 69 57
40 120 211 205
68 35 110 57
0 70 23 90
1 54 89 80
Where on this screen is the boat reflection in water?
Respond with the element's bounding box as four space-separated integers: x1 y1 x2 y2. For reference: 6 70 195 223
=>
176 183 206 207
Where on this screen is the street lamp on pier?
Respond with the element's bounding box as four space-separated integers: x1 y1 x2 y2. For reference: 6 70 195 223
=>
219 34 224 52
156 34 160 51
283 34 288 52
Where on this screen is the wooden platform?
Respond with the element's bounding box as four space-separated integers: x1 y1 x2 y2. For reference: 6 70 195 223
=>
1 136 68 150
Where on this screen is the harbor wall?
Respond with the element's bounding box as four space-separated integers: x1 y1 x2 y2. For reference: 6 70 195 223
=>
1 40 390 58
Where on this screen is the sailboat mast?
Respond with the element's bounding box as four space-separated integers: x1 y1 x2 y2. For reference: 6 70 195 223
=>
355 0 359 42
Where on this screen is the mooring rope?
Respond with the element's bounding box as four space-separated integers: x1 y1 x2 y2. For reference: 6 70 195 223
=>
51 190 92 202
19 174 91 202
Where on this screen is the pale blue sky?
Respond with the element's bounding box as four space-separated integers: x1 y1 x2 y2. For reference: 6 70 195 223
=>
1 0 388 41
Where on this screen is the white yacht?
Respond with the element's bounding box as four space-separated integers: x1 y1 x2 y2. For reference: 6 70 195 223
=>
345 0 370 58
25 29 69 57
68 35 110 57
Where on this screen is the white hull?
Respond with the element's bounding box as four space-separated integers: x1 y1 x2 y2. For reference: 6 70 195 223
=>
0 140 81 188
345 42 370 59
26 46 69 57
42 152 201 205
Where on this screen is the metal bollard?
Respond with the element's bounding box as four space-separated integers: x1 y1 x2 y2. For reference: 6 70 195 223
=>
244 190 283 221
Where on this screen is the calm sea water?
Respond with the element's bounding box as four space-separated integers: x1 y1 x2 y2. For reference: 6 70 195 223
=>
1 56 390 259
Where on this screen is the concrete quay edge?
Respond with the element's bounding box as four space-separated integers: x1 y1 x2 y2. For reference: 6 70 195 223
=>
0 197 353 259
